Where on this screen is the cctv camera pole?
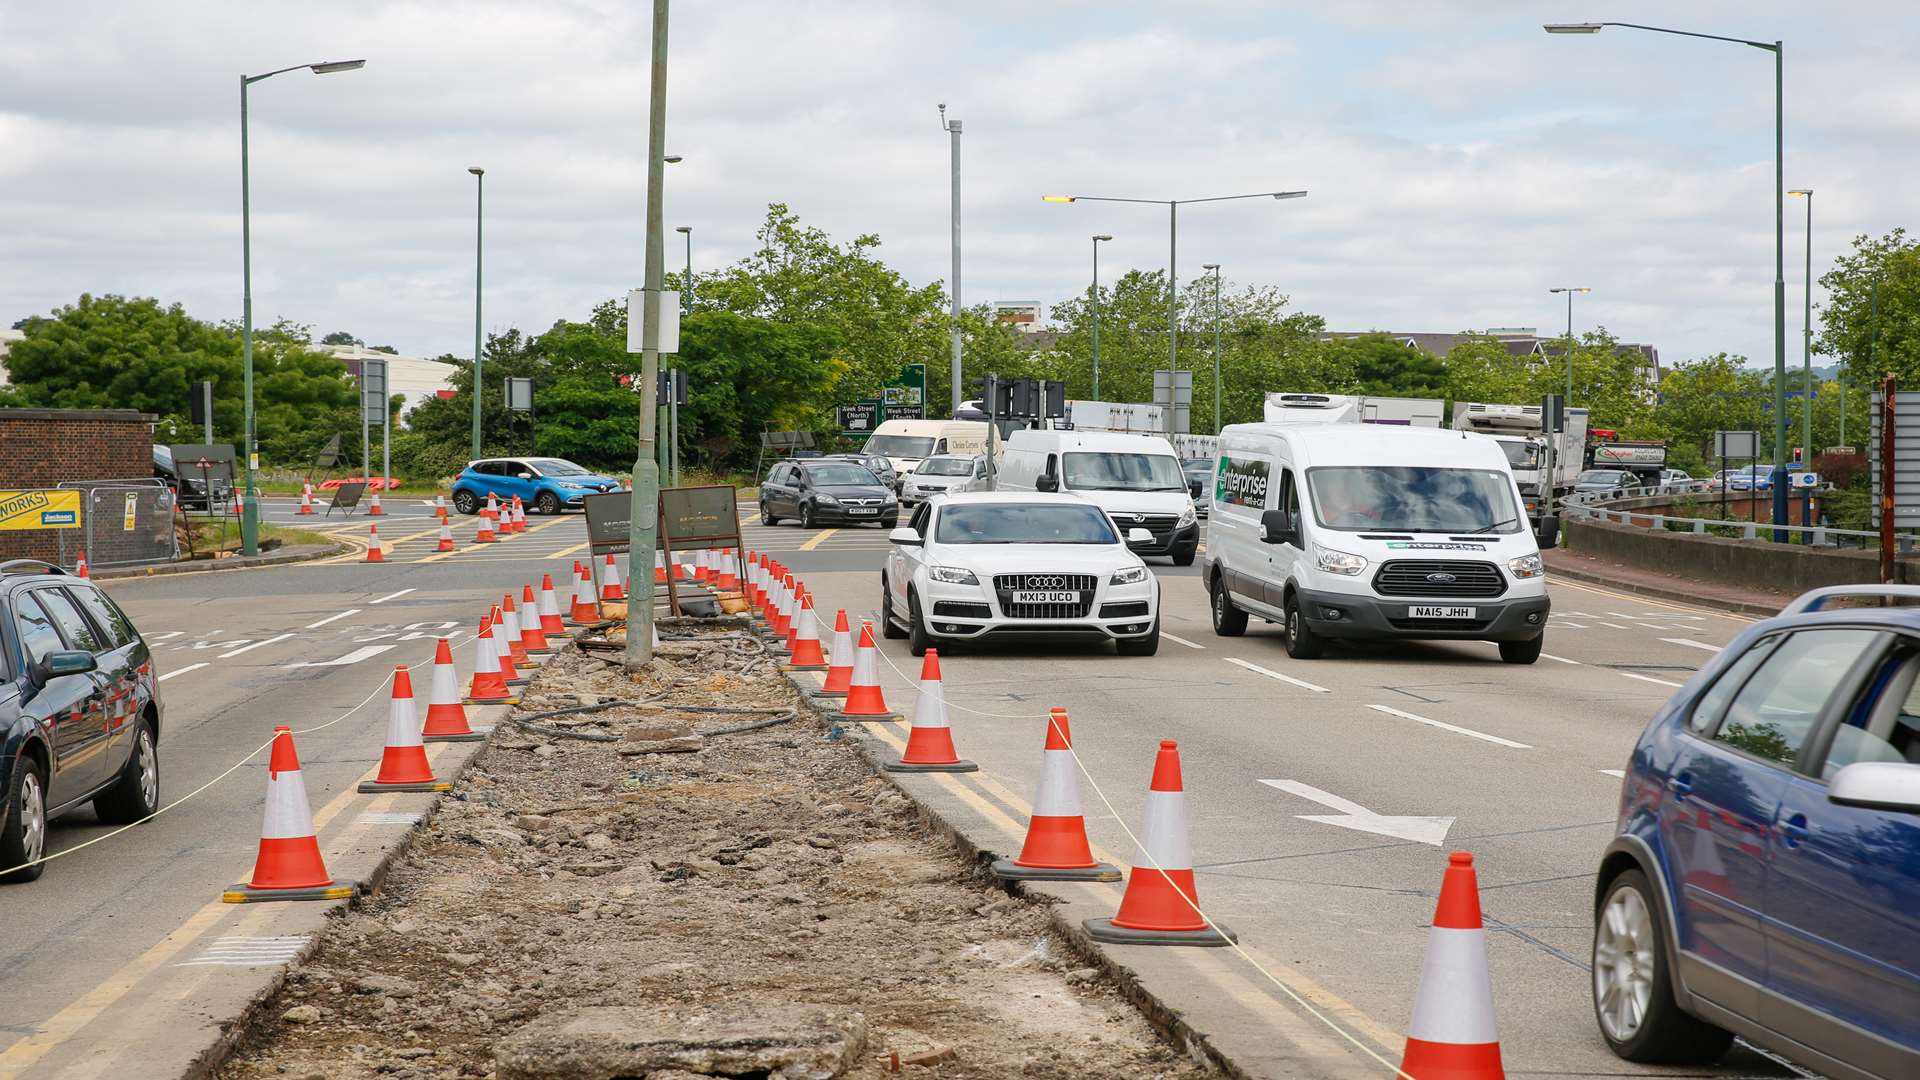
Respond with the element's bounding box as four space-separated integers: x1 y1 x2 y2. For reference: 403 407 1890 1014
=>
940 105 963 417
626 0 669 671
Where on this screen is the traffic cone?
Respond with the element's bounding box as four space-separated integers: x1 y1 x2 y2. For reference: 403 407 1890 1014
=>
519 584 553 653
423 637 482 741
75 551 89 579
499 595 530 665
992 709 1121 882
366 524 385 562
298 484 315 515
368 490 385 516
485 491 499 519
744 553 764 608
883 650 977 772
680 549 699 581
474 509 496 543
1085 740 1236 946
693 548 712 582
434 494 447 518
816 610 855 697
836 622 902 721
787 592 828 669
774 574 797 638
490 608 528 685
716 549 740 590
436 521 456 552
222 727 355 903
569 562 599 623
358 666 450 793
654 548 668 584
1400 852 1505 1080
465 621 512 703
510 496 526 532
783 578 804 651
601 553 625 600
537 574 567 636
759 561 781 624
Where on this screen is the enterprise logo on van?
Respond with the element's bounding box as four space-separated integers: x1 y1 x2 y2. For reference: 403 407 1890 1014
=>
1215 457 1269 508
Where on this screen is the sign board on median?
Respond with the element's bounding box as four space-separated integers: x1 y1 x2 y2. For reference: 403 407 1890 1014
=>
582 490 633 555
624 289 682 354
1714 430 1761 459
658 486 739 551
1870 390 1920 524
838 364 926 437
835 402 879 434
0 490 83 531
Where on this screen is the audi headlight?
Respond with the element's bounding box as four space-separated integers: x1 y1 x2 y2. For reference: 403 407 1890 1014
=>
1110 566 1148 585
929 565 978 585
1313 544 1366 576
1507 553 1544 579
1177 504 1197 527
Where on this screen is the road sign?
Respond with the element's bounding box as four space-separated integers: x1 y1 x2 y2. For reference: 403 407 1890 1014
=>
359 359 389 424
1713 431 1761 459
624 289 682 354
1869 390 1920 524
0 490 82 531
1153 369 1193 434
658 486 740 551
582 491 632 554
122 492 138 531
504 377 534 412
836 402 879 434
839 364 925 436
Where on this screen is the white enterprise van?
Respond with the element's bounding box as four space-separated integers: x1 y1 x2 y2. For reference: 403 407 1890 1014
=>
1203 422 1553 663
996 428 1199 565
864 420 991 487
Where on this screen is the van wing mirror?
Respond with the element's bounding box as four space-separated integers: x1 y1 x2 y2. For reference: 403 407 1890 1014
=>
1535 515 1561 550
1036 473 1059 493
1260 509 1296 546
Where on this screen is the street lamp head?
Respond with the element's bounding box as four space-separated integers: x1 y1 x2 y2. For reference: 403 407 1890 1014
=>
675 226 691 234
467 166 484 176
1202 263 1220 271
1789 189 1812 197
1543 23 1604 34
309 59 367 74
1041 195 1076 203
664 155 683 164
1549 286 1592 294
1271 190 1308 200
1092 234 1112 242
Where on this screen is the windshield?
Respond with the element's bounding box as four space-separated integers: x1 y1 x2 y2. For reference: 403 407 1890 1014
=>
1182 458 1211 471
1577 470 1628 485
866 434 935 458
934 503 1118 545
1062 452 1186 492
917 458 972 477
804 464 880 486
529 458 591 476
1306 467 1521 534
1499 441 1541 470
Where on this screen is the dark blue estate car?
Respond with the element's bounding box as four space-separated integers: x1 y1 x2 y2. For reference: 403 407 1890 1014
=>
2 561 162 883
1594 586 1920 1080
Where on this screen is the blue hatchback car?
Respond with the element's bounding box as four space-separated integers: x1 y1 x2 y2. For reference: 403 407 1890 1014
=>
1594 586 1920 1080
450 457 621 516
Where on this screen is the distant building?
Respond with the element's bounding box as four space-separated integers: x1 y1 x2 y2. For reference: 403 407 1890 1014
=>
993 300 1045 332
0 327 21 386
1319 328 1661 383
316 343 459 417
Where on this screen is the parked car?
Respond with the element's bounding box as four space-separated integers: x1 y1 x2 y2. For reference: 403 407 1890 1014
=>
880 492 1160 656
2 561 163 883
1715 465 1775 493
450 457 621 515
900 454 983 505
759 459 897 529
1591 584 1920 1078
1182 457 1214 518
1574 468 1642 495
820 453 897 492
152 446 226 511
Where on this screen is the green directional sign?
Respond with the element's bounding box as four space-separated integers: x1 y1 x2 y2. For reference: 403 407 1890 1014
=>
840 363 926 438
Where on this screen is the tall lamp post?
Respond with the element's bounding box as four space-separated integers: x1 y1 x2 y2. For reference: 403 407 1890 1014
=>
1548 286 1590 404
1090 234 1111 399
1791 188 1813 525
468 167 484 459
1203 263 1223 432
1547 19 1788 535
675 225 692 312
239 58 364 556
1044 191 1306 389
938 105 963 416
626 0 670 670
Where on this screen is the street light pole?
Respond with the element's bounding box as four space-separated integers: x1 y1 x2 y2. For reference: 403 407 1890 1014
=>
1090 234 1111 400
1790 191 1812 460
939 105 963 416
239 58 364 556
1549 287 1590 404
676 225 692 313
626 0 669 670
469 167 484 459
1203 263 1222 431
674 225 692 487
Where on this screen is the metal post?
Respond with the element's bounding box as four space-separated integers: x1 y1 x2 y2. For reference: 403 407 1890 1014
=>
669 371 681 486
239 75 258 556
941 107 963 416
1090 235 1105 400
470 168 484 458
682 227 692 312
1771 43 1788 540
1799 188 1813 528
1565 290 1575 404
625 0 669 669
1168 201 1178 374
1882 374 1896 583
1211 265 1223 432
381 391 391 497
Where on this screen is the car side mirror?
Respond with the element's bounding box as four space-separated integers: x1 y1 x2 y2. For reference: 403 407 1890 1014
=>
33 649 97 685
1127 527 1153 545
1535 515 1561 550
516 472 532 480
1828 762 1920 813
1036 474 1059 493
889 526 923 546
1260 509 1296 546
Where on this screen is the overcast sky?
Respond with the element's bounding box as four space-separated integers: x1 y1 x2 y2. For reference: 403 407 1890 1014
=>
4 1 1914 371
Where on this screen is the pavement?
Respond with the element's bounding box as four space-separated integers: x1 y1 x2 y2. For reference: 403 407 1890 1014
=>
0 495 1807 1079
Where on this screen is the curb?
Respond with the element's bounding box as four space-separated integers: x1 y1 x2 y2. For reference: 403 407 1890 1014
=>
1549 560 1786 618
93 543 348 580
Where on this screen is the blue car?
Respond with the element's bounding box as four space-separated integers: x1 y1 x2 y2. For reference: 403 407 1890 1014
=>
1594 585 1920 1079
450 457 621 516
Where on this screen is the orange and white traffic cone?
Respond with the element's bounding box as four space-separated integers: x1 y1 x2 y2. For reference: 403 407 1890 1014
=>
783 578 805 651
368 490 385 516
465 622 512 703
423 637 483 741
836 622 903 721
490 608 528 685
787 592 828 669
883 650 976 772
1084 740 1236 946
511 496 527 532
366 524 385 562
537 574 566 636
298 484 315 515
436 521 456 552
569 562 599 623
992 709 1121 882
498 595 531 665
716 549 740 590
434 494 447 519
693 548 712 583
358 666 450 793
680 549 699 582
758 560 780 624
485 491 499 519
815 610 855 698
654 549 668 584
519 584 553 654
222 727 355 903
601 553 625 600
774 574 797 639
474 508 496 543
1400 852 1505 1080
75 551 89 578
743 553 764 609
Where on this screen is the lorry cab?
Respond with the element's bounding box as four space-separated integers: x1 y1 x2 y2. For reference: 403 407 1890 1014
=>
863 420 990 484
996 429 1199 566
1204 422 1552 663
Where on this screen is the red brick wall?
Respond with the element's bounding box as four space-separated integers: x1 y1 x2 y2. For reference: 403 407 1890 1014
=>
0 409 156 564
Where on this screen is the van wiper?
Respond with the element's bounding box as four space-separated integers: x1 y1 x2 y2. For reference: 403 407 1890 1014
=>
1467 517 1519 534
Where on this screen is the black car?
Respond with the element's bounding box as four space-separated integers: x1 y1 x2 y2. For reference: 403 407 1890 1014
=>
819 453 898 492
1181 457 1213 518
759 459 898 529
1 561 162 882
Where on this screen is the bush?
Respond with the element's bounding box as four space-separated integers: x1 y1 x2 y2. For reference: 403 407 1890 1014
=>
1823 489 1873 532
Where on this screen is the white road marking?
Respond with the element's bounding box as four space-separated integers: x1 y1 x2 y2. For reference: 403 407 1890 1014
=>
290 644 398 668
1540 652 1581 665
369 588 415 604
1554 621 1586 629
175 935 309 967
1161 631 1205 650
1619 671 1683 688
144 631 185 641
1365 704 1531 749
1226 657 1329 693
156 663 208 682
357 811 423 826
1598 622 1630 630
1646 613 1703 620
1257 779 1455 846
1609 612 1644 619
218 633 293 659
1661 637 1722 653
305 609 361 628
1599 769 1626 779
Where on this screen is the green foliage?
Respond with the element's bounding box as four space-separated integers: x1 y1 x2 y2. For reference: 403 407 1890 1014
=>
1816 227 1920 388
1322 334 1448 398
1443 337 1534 406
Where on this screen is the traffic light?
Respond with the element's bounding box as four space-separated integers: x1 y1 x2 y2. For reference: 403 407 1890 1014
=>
1005 379 1035 419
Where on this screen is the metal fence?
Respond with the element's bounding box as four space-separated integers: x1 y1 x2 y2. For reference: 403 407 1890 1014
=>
55 479 178 569
1562 483 1920 552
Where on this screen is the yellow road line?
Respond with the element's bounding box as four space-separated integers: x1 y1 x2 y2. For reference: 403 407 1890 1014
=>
547 540 592 560
1553 577 1758 623
416 516 571 563
798 528 838 552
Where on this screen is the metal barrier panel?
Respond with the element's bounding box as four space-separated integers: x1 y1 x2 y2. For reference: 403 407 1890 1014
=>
72 483 177 568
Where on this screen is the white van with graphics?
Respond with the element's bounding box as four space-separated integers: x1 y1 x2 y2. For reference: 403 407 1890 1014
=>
1203 422 1552 663
864 420 990 485
995 429 1199 565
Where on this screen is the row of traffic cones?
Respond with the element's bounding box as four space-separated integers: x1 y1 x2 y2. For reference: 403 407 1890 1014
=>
365 490 564 562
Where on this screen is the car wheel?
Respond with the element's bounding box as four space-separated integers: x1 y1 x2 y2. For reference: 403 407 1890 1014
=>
1210 576 1248 637
1499 636 1544 665
761 503 778 526
94 721 159 825
1117 617 1160 656
1284 592 1325 659
0 755 48 883
1171 546 1197 567
907 591 934 657
534 491 561 515
800 502 816 529
880 574 906 639
452 489 480 516
1593 870 1733 1064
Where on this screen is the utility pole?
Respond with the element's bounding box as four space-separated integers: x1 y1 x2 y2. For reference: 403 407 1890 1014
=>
1204 263 1222 432
469 167 484 459
625 0 669 670
939 104 962 416
1090 234 1110 400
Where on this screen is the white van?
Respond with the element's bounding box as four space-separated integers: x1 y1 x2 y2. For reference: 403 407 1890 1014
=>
864 420 990 485
996 429 1199 565
1203 422 1552 662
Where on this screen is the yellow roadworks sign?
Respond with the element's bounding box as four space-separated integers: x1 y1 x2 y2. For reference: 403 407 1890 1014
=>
0 490 82 531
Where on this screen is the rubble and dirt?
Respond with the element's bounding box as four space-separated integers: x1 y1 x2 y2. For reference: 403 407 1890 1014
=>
214 626 1213 1080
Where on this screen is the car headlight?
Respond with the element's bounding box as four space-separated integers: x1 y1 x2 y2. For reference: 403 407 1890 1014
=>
929 565 978 585
1178 505 1197 527
882 493 897 505
1507 554 1544 579
1110 566 1149 585
1313 544 1366 576
559 481 588 490
814 494 840 505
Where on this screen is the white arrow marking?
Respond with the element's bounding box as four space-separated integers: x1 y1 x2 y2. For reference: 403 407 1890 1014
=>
1660 637 1721 653
1257 779 1455 846
289 644 397 668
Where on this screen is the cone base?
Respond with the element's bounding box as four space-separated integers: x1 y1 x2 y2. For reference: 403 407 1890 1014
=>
811 688 850 699
990 858 1122 883
1083 917 1236 947
884 757 978 773
464 695 519 706
783 662 830 672
223 880 358 904
357 779 452 793
504 676 529 686
423 731 487 743
836 710 904 723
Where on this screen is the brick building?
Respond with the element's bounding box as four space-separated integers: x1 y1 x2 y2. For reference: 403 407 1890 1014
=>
0 408 157 564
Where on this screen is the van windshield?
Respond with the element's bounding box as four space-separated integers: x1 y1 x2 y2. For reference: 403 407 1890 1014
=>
1499 442 1541 470
1306 467 1522 534
1063 452 1186 492
865 435 935 458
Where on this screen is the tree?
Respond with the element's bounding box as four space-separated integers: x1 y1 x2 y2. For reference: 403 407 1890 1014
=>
321 330 359 346
1321 334 1448 398
1654 353 1771 468
1444 337 1534 407
1816 227 1920 388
